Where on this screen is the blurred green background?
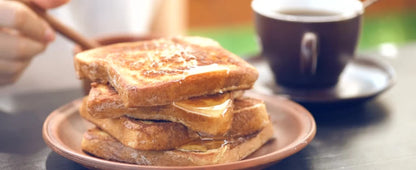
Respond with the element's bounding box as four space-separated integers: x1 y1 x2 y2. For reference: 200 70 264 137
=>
187 0 416 57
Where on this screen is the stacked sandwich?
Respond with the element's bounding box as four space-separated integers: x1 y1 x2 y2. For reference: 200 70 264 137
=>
74 36 274 166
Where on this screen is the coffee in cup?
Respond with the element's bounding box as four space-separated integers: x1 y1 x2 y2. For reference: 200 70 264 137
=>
252 0 363 88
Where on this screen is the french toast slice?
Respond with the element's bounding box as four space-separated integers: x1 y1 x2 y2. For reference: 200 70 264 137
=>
79 97 270 150
87 83 243 135
81 123 274 166
74 36 258 107
80 98 199 151
227 97 270 137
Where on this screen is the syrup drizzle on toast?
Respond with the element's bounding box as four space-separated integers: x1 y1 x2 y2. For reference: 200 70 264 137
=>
173 92 232 117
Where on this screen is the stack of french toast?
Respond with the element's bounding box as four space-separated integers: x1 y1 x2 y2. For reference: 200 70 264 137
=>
74 36 274 166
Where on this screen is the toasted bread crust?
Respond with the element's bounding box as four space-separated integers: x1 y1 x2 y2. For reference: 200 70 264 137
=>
227 97 270 137
80 98 200 150
74 36 258 107
87 83 241 135
80 96 270 150
81 123 274 166
84 93 270 139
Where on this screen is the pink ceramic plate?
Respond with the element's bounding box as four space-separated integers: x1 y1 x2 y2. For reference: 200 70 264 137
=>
42 92 316 170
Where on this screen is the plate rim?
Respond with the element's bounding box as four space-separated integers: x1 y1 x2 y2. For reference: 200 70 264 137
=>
42 95 316 170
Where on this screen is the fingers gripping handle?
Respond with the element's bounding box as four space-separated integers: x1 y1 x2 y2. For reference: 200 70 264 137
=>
300 32 318 75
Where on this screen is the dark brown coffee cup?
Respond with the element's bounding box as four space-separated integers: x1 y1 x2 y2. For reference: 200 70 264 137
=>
74 34 156 94
252 0 363 88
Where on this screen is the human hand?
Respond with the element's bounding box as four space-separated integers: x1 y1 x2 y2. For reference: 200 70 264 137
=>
0 0 69 85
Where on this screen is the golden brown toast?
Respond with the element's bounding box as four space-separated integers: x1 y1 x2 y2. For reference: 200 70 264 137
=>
81 122 274 166
80 99 199 151
87 83 244 135
74 36 258 107
79 96 270 150
227 97 270 137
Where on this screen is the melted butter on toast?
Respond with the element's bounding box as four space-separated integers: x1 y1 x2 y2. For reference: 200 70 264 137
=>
185 64 230 76
177 140 228 152
176 131 259 152
173 93 232 118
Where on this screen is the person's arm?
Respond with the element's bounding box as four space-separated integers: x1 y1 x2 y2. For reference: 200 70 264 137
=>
150 0 187 36
0 0 69 85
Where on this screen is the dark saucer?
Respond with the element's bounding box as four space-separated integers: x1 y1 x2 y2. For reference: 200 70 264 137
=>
247 55 396 104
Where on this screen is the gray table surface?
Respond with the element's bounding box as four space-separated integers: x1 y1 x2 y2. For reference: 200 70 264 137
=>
0 42 415 170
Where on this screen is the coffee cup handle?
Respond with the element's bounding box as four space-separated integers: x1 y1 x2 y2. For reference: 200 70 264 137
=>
300 32 318 75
